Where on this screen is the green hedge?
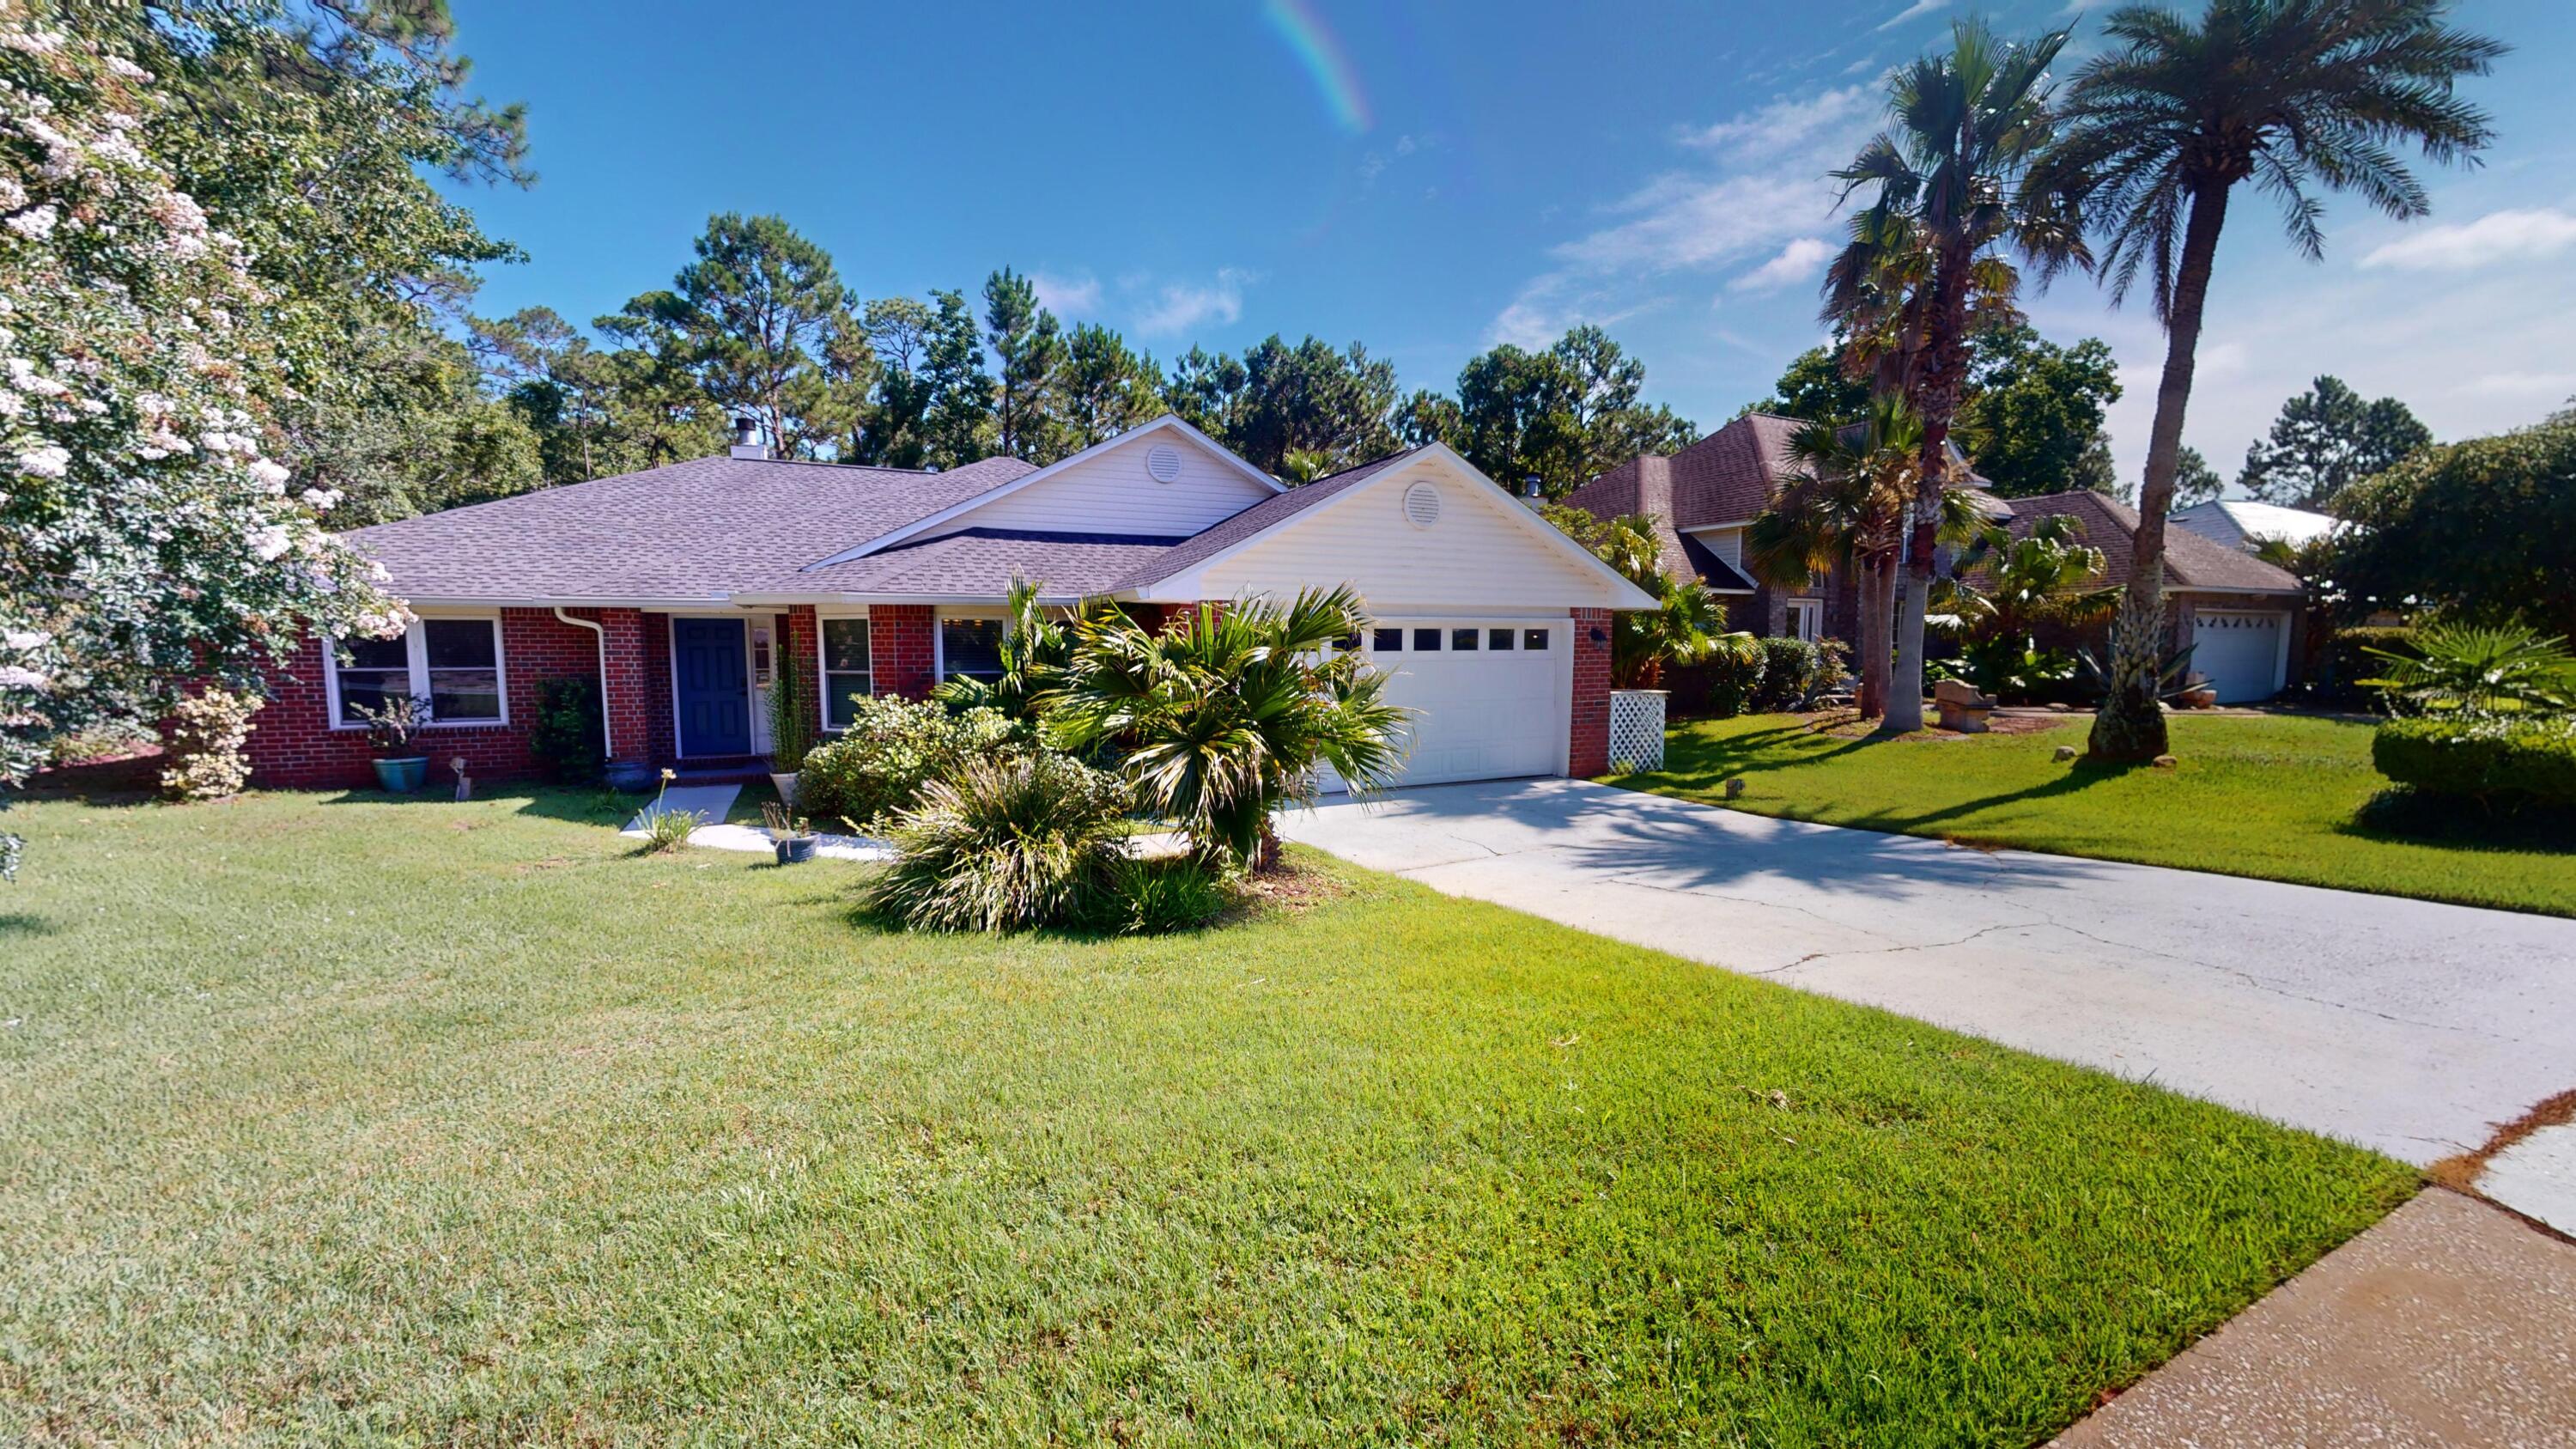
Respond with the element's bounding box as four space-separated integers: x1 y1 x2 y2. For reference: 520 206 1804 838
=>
2372 714 2576 808
2313 624 2415 706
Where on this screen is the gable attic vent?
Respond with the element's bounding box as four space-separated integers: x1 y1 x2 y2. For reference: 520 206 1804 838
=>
1145 442 1182 483
1402 480 1443 528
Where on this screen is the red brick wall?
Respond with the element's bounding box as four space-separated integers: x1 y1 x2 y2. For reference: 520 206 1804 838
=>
245 607 623 789
635 611 673 764
869 605 935 699
1570 606 1612 777
782 606 824 739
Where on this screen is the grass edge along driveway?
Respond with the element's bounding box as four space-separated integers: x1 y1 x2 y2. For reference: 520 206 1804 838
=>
1 788 2415 1446
1614 712 2573 917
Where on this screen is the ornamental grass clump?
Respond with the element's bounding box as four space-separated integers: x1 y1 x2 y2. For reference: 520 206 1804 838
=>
865 752 1130 933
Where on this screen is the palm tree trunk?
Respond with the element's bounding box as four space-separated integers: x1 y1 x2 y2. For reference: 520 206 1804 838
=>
1886 241 1975 734
2090 180 2231 762
1858 556 1894 717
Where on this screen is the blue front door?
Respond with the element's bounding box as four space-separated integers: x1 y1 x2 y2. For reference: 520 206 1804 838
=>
672 618 750 757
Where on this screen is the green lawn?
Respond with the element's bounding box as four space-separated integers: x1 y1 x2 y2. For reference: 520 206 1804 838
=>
1 788 2414 1446
1618 712 2575 917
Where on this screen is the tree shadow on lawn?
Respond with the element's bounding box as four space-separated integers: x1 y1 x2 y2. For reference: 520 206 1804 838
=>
1814 758 2148 837
1647 727 1882 788
0 912 58 937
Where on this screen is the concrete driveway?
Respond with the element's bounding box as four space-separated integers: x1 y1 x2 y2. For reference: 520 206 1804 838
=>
1282 778 2576 1166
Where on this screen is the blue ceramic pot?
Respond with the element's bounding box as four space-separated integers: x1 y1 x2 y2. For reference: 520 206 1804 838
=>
373 756 428 794
604 759 657 794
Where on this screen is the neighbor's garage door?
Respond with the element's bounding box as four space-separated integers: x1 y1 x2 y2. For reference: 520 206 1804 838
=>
2191 609 2288 703
1349 618 1568 788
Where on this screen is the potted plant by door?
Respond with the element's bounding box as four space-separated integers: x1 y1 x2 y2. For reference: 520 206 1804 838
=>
354 695 434 793
762 801 819 864
766 638 816 807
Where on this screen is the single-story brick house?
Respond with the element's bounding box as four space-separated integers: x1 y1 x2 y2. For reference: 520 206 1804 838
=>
1987 490 2309 703
246 416 1653 791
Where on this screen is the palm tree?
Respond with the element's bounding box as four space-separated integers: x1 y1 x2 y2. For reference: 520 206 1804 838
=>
2040 0 2503 760
1573 514 1759 690
1941 514 2118 640
1825 17 2084 734
930 575 1070 725
1043 587 1407 870
1748 396 1946 717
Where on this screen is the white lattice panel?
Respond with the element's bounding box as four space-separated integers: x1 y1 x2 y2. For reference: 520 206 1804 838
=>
1608 690 1667 772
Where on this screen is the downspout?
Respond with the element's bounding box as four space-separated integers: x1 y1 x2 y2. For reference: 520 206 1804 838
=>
553 606 614 759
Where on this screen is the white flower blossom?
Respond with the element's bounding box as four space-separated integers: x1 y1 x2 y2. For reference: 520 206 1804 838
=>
300 486 342 512
0 665 49 691
5 204 58 240
0 392 20 417
249 524 293 561
248 458 289 490
7 358 65 397
15 445 70 479
106 56 152 82
0 29 64 56
3 630 47 652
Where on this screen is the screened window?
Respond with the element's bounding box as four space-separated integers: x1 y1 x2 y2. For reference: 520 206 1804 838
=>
1450 627 1479 652
1488 628 1516 651
940 617 1005 683
330 616 504 727
334 634 410 722
1372 627 1403 652
422 619 501 721
1411 627 1443 652
1523 628 1550 651
821 617 872 729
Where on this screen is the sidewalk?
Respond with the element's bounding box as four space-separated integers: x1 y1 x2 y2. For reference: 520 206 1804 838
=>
2054 1189 2576 1446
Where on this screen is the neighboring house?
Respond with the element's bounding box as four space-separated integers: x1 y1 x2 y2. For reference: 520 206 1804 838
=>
2170 498 2337 555
245 416 1653 792
1992 491 2308 703
1560 410 2008 663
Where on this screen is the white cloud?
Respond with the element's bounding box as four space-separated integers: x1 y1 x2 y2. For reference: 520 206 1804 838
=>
1487 274 1654 348
2457 369 2576 398
1030 271 1101 316
1677 85 1874 161
1133 267 1254 338
1359 132 1427 186
2358 208 2576 272
1730 236 1834 294
1873 0 1949 32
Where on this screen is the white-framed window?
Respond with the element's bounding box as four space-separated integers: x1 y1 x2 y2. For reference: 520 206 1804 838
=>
937 613 1006 685
819 615 873 730
325 614 506 728
1786 599 1823 643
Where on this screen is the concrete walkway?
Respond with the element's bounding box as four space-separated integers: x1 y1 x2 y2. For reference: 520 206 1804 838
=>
1281 778 2576 1166
2052 1190 2576 1446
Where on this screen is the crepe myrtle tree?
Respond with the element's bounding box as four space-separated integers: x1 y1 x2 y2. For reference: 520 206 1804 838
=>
0 17 404 875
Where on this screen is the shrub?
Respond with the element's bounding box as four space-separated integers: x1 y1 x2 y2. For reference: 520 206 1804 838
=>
795 695 1017 831
1750 636 1851 710
2360 623 2573 716
1697 647 1767 719
159 688 261 801
766 644 816 771
1077 854 1237 935
632 806 699 854
529 677 605 784
866 752 1129 932
2372 714 2576 810
2311 624 2415 708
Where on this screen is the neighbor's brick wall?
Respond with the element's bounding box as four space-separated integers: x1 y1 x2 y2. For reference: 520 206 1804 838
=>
869 605 934 699
1570 606 1612 777
635 611 673 764
244 607 623 789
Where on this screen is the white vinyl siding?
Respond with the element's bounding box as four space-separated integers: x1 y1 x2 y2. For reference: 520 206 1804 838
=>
1701 527 1745 573
933 431 1273 539
1193 462 1615 610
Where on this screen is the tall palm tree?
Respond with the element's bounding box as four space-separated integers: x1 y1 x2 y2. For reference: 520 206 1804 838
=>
1826 18 2084 734
2041 0 2503 760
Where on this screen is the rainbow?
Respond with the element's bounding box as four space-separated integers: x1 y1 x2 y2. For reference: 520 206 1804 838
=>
1262 0 1373 136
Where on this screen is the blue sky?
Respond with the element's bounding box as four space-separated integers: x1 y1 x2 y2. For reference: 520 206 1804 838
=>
447 0 2576 486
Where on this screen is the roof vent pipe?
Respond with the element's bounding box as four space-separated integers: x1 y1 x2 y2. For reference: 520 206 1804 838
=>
1522 474 1544 508
729 415 767 460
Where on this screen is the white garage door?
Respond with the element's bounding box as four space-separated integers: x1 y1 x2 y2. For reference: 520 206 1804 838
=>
1340 618 1569 788
2190 610 2288 703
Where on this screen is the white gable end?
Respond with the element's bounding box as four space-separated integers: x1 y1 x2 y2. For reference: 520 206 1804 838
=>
932 429 1273 541
1187 455 1635 612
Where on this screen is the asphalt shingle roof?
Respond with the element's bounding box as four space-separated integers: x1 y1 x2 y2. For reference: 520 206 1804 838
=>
1998 491 2305 594
790 528 1194 600
344 453 1036 601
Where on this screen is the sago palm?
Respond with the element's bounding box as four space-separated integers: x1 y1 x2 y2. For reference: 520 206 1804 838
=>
1826 16 2084 734
2038 0 2503 759
1043 587 1407 869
